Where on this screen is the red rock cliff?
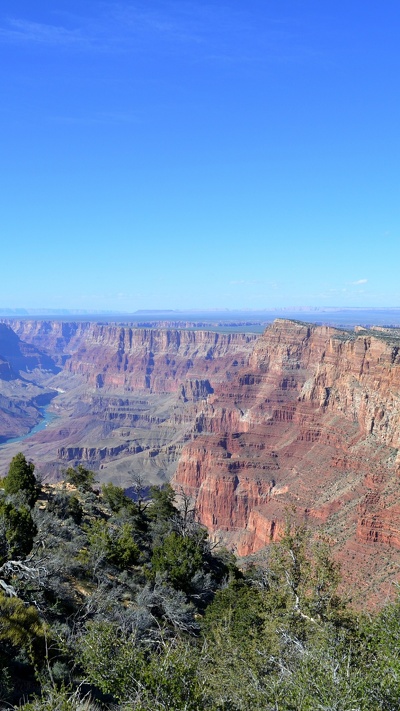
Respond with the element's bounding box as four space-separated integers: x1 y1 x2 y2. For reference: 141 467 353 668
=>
9 321 257 394
172 319 400 599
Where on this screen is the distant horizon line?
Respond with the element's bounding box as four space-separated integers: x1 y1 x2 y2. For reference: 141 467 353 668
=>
2 306 400 316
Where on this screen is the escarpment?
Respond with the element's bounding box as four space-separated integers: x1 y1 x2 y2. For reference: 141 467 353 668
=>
9 321 256 392
64 326 256 393
173 319 400 601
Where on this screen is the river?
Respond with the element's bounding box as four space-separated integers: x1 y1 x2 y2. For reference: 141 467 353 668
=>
0 405 58 447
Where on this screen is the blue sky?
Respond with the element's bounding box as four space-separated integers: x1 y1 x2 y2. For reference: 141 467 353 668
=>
0 1 399 311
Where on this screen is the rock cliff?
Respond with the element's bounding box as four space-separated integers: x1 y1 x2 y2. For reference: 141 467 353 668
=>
9 321 256 392
172 319 400 603
0 322 58 375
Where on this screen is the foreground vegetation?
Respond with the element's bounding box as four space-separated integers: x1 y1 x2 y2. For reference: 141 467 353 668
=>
0 453 399 709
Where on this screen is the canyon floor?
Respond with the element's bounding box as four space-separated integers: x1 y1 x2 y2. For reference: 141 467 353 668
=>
1 317 400 606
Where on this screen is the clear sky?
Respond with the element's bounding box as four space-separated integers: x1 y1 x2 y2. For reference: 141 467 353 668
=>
0 1 399 312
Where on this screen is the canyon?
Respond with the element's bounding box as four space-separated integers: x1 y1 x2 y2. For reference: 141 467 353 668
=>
0 320 257 486
0 323 59 442
1 318 400 603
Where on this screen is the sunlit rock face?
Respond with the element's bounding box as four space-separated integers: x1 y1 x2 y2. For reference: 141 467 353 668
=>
172 320 400 605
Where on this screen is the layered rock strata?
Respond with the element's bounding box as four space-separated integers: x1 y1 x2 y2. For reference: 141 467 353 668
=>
0 323 256 483
9 321 256 391
172 320 400 602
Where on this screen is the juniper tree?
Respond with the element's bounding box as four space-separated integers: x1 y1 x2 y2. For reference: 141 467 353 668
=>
2 453 40 508
65 464 97 492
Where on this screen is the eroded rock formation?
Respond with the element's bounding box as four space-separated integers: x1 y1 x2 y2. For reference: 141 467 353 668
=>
172 319 400 603
9 321 255 391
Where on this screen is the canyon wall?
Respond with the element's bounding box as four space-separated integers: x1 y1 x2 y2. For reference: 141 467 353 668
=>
9 321 256 393
0 322 58 375
172 319 400 602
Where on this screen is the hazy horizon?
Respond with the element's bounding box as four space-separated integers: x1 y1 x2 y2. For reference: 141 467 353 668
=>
4 306 400 330
4 305 400 315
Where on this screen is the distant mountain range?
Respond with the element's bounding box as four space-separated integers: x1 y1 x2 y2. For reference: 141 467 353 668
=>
2 306 400 317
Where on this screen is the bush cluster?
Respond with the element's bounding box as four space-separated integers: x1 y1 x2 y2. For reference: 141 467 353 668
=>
0 453 399 710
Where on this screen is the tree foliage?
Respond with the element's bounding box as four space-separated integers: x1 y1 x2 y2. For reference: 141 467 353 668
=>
0 455 399 710
0 591 43 650
65 464 97 492
0 500 37 562
101 481 132 512
151 531 204 591
47 491 83 524
2 452 40 508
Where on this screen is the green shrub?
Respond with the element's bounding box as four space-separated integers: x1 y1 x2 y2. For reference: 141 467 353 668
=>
151 532 204 592
65 465 96 492
102 482 131 512
47 492 83 524
2 453 40 508
0 500 37 561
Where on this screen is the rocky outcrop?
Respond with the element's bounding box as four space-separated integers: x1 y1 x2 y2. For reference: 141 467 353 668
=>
5 320 88 363
179 379 214 402
172 320 400 590
64 327 256 393
0 356 15 381
57 442 142 463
